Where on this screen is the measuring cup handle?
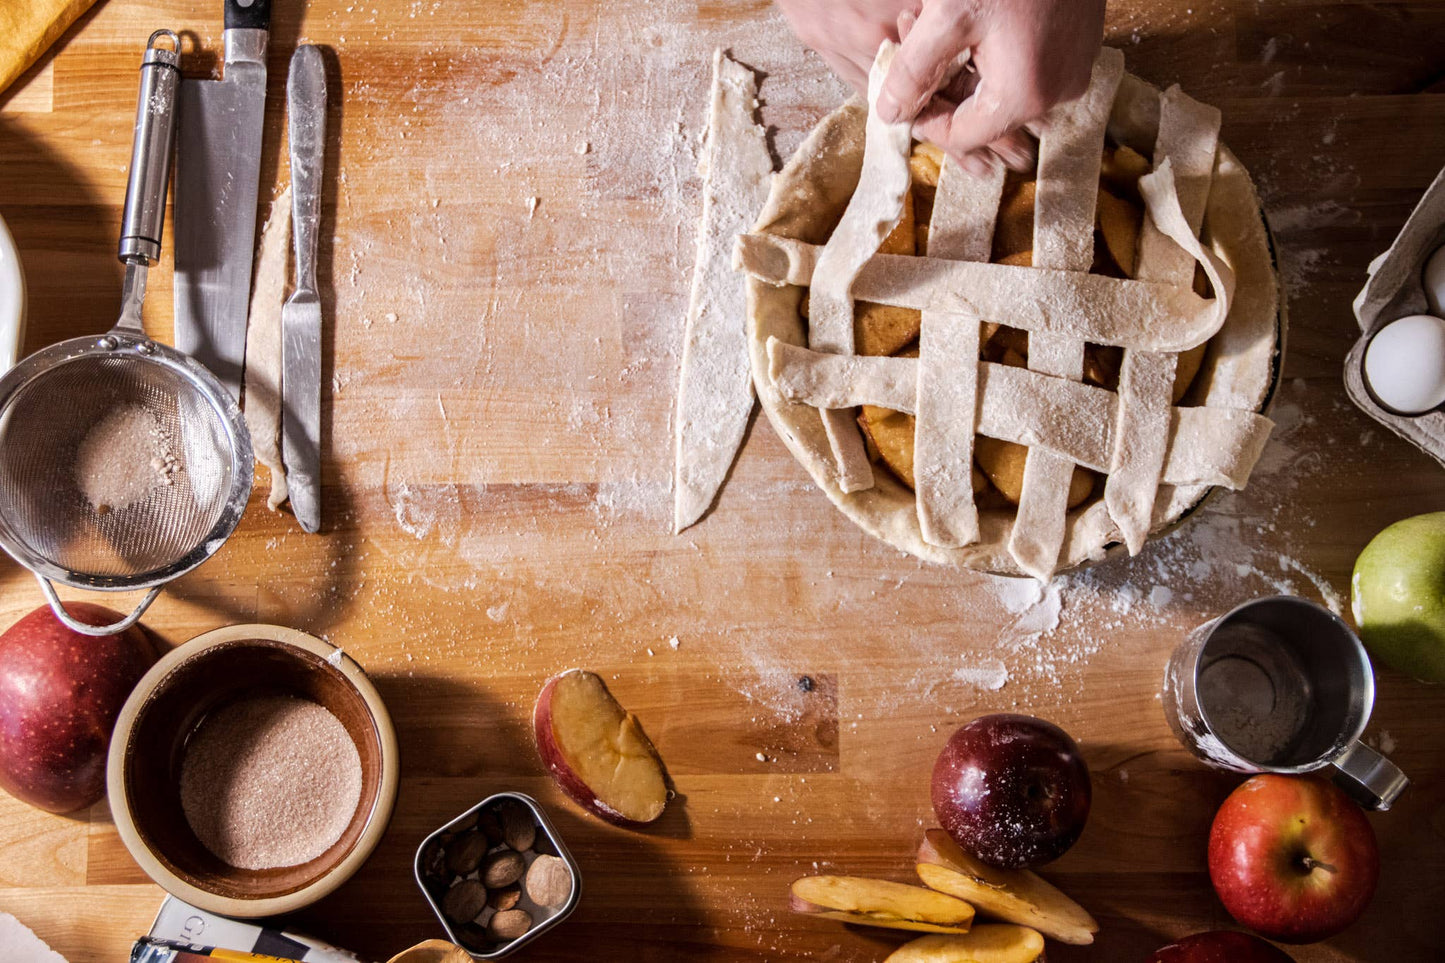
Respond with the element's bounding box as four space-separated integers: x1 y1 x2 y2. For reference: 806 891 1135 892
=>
36 577 162 637
1330 740 1409 811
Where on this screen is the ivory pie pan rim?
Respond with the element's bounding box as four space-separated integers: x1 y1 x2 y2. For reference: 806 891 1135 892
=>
105 623 400 918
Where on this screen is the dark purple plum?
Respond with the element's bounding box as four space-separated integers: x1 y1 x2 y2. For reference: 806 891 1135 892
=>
931 713 1091 869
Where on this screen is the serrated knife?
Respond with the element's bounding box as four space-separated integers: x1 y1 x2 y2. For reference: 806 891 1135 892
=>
173 0 271 399
281 45 326 533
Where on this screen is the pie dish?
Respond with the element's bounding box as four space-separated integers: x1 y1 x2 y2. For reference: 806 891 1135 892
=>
737 45 1282 579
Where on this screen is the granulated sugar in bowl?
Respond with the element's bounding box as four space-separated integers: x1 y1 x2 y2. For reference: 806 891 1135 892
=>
106 624 399 918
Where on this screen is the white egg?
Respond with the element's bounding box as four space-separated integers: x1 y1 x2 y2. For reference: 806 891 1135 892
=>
1364 314 1445 415
1425 245 1445 315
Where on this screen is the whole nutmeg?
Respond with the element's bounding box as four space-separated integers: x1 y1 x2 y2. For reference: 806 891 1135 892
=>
524 854 573 908
482 850 527 889
487 908 532 941
445 830 489 876
497 799 538 852
442 879 488 925
476 808 505 845
489 884 522 911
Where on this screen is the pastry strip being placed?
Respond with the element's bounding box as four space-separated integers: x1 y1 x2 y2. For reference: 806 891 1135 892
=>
1105 86 1221 553
243 186 293 511
806 40 913 493
1009 47 1124 581
673 50 774 533
914 159 1004 547
765 339 1273 490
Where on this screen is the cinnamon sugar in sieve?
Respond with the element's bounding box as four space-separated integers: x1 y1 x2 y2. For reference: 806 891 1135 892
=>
179 693 362 870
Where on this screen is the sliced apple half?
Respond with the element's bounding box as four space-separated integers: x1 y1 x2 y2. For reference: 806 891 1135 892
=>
917 829 1097 945
884 925 1046 963
533 669 668 827
790 875 975 934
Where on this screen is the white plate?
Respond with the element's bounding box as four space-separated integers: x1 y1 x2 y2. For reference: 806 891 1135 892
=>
0 212 25 372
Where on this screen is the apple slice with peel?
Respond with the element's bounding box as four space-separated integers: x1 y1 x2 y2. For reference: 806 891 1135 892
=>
884 926 1046 963
917 829 1097 945
790 876 975 933
533 669 668 826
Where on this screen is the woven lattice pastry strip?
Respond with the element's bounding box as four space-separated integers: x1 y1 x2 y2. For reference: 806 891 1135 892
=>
738 43 1280 580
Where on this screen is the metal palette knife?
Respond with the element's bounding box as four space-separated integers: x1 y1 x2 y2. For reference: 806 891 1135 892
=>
282 45 326 534
174 0 272 399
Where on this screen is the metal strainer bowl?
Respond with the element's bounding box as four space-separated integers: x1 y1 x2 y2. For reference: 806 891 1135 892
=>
0 31 254 636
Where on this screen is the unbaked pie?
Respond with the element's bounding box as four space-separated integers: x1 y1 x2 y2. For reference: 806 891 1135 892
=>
737 44 1282 579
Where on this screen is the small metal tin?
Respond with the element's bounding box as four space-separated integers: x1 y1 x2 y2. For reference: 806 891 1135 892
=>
414 792 581 958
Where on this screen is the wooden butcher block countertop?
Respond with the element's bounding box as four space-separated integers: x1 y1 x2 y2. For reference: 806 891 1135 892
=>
1 1 1443 960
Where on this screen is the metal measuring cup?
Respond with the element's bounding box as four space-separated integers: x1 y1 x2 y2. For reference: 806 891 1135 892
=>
1162 596 1408 811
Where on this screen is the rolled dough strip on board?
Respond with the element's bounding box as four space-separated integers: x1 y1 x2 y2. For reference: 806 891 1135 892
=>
767 338 1273 488
1010 47 1123 581
735 234 1225 353
914 159 1004 547
243 186 292 511
806 40 913 493
1106 86 1221 554
673 49 774 533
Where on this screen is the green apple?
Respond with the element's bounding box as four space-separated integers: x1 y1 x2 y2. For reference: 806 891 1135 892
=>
1352 511 1445 682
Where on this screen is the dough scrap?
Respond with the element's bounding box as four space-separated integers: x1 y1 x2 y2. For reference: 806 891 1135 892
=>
914 159 1004 546
806 40 913 493
243 186 292 511
1106 86 1221 554
673 49 774 533
1009 47 1124 581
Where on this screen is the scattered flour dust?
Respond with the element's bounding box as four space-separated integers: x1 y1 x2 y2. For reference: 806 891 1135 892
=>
975 381 1347 688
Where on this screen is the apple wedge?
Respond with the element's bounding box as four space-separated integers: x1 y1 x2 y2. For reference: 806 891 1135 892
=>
533 669 668 827
884 925 1046 963
917 829 1097 945
790 875 975 934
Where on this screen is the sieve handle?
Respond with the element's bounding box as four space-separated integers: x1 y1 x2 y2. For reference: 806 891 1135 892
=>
37 577 162 637
118 30 181 265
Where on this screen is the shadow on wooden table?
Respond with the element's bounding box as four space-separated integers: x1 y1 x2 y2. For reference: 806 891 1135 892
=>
294 672 707 959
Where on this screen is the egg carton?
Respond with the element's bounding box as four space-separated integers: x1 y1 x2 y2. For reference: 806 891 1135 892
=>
1345 164 1445 466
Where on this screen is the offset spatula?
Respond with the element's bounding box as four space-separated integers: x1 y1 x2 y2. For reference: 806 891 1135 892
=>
173 0 271 398
281 45 326 533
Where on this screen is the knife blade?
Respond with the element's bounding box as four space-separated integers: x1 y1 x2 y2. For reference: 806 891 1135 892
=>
281 45 326 534
173 0 271 399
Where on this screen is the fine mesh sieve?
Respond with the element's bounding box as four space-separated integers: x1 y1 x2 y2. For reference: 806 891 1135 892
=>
0 31 253 637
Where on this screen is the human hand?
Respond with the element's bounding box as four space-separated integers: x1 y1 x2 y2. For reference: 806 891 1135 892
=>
774 0 918 94
777 0 1106 176
878 0 1106 174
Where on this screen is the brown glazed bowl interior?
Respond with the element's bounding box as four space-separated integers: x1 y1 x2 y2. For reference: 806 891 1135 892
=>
107 624 398 917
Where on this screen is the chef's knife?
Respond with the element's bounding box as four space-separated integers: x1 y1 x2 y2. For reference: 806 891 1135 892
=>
173 0 271 399
281 45 326 534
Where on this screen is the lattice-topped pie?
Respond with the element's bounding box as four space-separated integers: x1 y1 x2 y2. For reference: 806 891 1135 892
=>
737 44 1282 580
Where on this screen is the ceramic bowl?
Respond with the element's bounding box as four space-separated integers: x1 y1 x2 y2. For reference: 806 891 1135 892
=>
0 211 26 372
106 624 399 917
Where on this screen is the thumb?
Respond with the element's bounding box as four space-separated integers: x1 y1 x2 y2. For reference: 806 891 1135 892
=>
876 0 981 123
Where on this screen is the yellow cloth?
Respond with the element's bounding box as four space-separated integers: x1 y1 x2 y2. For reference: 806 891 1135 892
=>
0 0 99 96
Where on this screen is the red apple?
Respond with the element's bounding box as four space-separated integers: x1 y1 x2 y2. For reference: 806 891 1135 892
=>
1208 774 1379 944
533 669 668 826
1148 931 1295 962
931 713 1091 869
0 604 157 813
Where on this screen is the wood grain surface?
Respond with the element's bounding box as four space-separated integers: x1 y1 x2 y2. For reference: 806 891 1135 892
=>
1 1 1444 960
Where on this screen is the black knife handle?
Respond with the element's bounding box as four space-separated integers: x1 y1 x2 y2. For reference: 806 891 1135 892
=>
225 0 271 30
